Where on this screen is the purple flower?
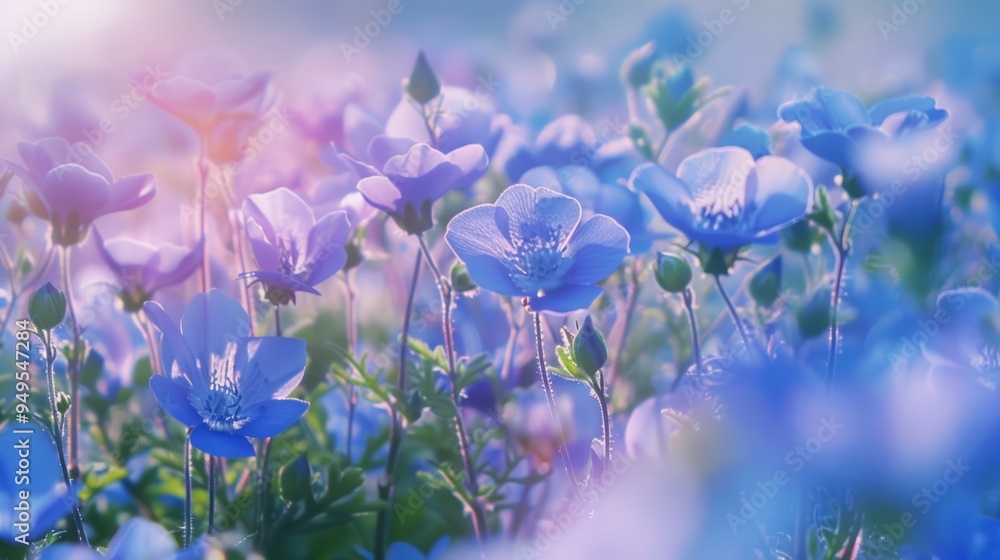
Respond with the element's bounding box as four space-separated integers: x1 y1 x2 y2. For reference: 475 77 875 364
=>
445 184 629 314
355 141 488 234
95 231 205 312
144 289 309 457
4 138 156 245
242 187 352 305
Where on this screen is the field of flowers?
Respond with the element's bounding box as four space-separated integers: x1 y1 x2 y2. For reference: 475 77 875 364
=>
2 0 1000 558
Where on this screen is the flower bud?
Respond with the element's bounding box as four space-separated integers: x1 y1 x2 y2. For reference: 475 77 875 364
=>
28 282 67 330
280 454 313 503
646 61 704 131
572 315 608 378
621 41 657 89
654 252 692 293
451 263 477 293
404 51 441 105
56 391 72 415
797 287 831 339
749 256 782 308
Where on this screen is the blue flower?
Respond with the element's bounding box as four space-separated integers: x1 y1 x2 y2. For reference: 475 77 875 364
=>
39 517 203 560
630 147 813 252
504 115 597 182
242 187 352 305
445 184 629 313
778 88 947 195
0 422 74 544
144 289 309 457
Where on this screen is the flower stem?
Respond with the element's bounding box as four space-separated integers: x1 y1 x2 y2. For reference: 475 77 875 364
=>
59 245 82 480
825 200 858 392
673 287 702 392
374 250 422 560
342 272 358 463
256 438 273 547
184 429 193 548
594 372 611 472
608 263 641 387
208 455 217 535
417 234 488 544
531 311 581 498
197 141 210 292
713 274 755 359
42 329 88 544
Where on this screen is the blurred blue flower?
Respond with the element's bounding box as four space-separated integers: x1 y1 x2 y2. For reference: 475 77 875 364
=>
242 187 352 305
504 115 596 182
0 422 74 544
718 123 772 160
778 88 947 195
144 289 309 457
95 231 204 312
358 536 450 560
39 517 202 560
630 147 813 252
445 184 629 313
386 86 508 157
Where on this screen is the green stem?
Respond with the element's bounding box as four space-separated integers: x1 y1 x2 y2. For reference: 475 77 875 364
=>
184 430 193 548
673 287 702 392
531 311 581 498
417 234 488 544
714 274 754 359
42 329 88 544
208 455 217 535
59 246 82 481
374 250 422 560
825 200 858 392
594 373 611 472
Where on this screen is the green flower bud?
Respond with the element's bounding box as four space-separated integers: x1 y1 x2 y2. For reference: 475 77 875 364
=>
749 256 782 308
29 282 67 330
654 252 692 292
782 219 822 253
797 287 832 339
343 235 364 272
56 391 71 415
404 51 441 105
451 263 477 293
279 454 312 503
572 315 608 378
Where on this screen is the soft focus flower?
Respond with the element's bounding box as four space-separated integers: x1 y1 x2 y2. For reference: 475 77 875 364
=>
630 147 812 261
504 115 596 181
0 422 74 544
242 187 351 305
386 86 507 157
355 142 488 234
95 231 204 312
445 183 629 313
39 517 202 560
5 137 156 245
144 289 309 457
778 88 947 196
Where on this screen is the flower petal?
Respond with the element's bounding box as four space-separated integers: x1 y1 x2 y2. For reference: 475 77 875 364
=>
564 215 630 284
106 173 156 214
106 518 179 560
245 217 282 273
235 398 309 438
190 424 255 457
493 184 581 246
748 156 813 236
357 175 404 215
149 375 202 427
40 164 113 226
143 301 204 388
629 163 696 237
445 205 521 296
148 237 205 292
240 336 308 402
180 289 251 369
303 211 350 286
531 283 603 314
244 187 315 247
